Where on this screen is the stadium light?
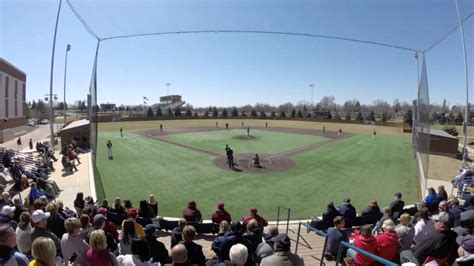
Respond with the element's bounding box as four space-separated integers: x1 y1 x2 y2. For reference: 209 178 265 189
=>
310 84 315 109
63 44 71 127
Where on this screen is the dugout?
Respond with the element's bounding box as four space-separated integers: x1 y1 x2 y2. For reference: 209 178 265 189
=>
419 129 459 158
58 119 90 150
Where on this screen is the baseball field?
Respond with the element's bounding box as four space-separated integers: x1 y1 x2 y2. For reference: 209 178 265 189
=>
95 119 418 220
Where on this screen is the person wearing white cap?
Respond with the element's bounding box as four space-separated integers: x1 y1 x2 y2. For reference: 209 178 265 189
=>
0 205 17 230
30 209 62 256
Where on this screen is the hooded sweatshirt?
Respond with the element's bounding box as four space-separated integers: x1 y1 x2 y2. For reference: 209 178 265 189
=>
182 201 202 222
375 231 398 261
353 235 377 265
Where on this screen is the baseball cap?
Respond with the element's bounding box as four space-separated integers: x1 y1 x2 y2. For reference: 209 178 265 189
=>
249 207 257 213
97 207 108 215
274 234 291 251
32 210 50 223
217 202 225 208
344 197 351 203
93 214 106 228
1 206 15 216
128 208 138 218
144 224 158 236
432 212 453 227
456 234 474 253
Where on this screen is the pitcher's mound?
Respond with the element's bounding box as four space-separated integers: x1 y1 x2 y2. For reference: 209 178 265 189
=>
232 135 259 140
213 154 294 173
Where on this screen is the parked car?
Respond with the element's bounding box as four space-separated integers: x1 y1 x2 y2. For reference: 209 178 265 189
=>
27 119 37 126
39 119 49 125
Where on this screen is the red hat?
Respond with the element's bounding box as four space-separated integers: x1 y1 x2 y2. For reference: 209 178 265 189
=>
249 207 257 214
217 202 225 208
128 208 138 218
97 208 108 215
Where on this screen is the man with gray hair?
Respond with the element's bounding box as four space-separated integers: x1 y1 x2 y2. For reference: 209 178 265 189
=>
260 234 304 266
229 244 248 266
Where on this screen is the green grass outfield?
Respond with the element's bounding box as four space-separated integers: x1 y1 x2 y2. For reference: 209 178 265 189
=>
95 129 418 220
164 129 327 154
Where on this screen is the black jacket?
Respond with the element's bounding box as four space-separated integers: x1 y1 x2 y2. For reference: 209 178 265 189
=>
145 235 171 265
413 229 458 264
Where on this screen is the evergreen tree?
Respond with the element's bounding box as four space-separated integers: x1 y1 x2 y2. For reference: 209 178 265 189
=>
345 112 351 120
356 112 363 121
280 111 286 118
250 109 258 117
186 109 192 117
260 111 267 118
193 112 199 117
296 110 303 118
381 113 387 123
455 112 464 124
156 108 163 117
174 107 182 116
430 112 438 123
291 109 296 118
368 111 375 121
221 108 228 117
147 107 154 117
271 111 276 118
231 107 239 117
404 109 413 126
212 107 218 117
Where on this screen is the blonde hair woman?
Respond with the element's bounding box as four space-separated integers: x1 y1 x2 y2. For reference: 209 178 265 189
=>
85 229 118 266
395 213 415 251
29 237 57 266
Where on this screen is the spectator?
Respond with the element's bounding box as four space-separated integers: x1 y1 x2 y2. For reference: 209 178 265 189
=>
217 221 230 236
228 244 248 266
395 213 415 251
260 234 304 266
13 197 27 222
212 201 232 224
28 183 47 205
375 207 395 232
61 217 90 266
46 202 66 240
424 187 438 204
138 200 155 224
375 220 398 261
85 196 97 213
170 244 188 266
454 234 474 265
86 229 119 266
16 212 33 255
449 197 462 227
361 200 381 217
389 192 405 219
437 185 448 202
147 195 158 217
349 224 377 266
211 221 250 264
100 199 109 210
413 208 435 244
112 198 125 216
242 207 268 228
242 219 262 260
117 237 154 266
97 207 119 241
0 205 17 230
57 200 76 220
338 197 356 219
0 224 29 265
74 192 85 216
171 220 186 248
144 224 170 265
119 218 136 255
80 214 93 240
325 216 348 259
121 208 145 237
124 200 134 215
322 201 341 229
400 212 458 264
255 226 277 263
30 237 57 266
31 209 61 255
2 150 12 169
88 214 118 253
179 225 205 265
182 201 202 222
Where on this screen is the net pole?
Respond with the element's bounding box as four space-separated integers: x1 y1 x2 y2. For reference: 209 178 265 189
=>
454 0 470 165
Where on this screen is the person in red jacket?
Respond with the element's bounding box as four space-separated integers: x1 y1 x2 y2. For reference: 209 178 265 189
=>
211 201 231 224
350 224 378 265
182 200 202 222
375 219 399 261
242 207 268 228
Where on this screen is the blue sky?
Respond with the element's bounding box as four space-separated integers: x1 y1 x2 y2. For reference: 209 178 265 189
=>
1 0 473 107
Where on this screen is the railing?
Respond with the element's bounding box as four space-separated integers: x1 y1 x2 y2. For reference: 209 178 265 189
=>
276 204 291 234
295 222 328 266
336 241 398 266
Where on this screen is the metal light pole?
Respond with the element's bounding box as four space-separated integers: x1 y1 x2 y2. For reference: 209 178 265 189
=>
166 83 170 95
310 84 314 109
49 0 62 148
63 44 71 127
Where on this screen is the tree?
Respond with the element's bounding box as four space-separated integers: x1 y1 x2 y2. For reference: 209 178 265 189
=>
147 107 154 117
156 108 163 117
280 111 286 118
296 110 303 118
404 109 413 126
250 109 258 117
174 107 182 116
290 109 296 118
193 112 199 117
186 109 192 117
345 112 351 121
447 113 455 124
271 111 276 118
356 112 363 121
212 107 218 117
393 99 401 113
260 111 267 118
241 110 247 117
221 108 228 117
319 96 336 111
24 102 32 119
167 107 173 117
354 101 361 112
31 100 37 110
36 100 49 119
430 112 438 123
381 113 387 123
368 111 375 121
231 107 239 117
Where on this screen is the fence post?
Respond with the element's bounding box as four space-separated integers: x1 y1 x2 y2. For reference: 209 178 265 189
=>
295 222 301 254
286 208 290 235
320 233 328 266
336 243 343 266
276 205 280 228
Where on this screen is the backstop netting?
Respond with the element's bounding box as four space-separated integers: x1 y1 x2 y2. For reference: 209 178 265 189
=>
413 55 430 196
